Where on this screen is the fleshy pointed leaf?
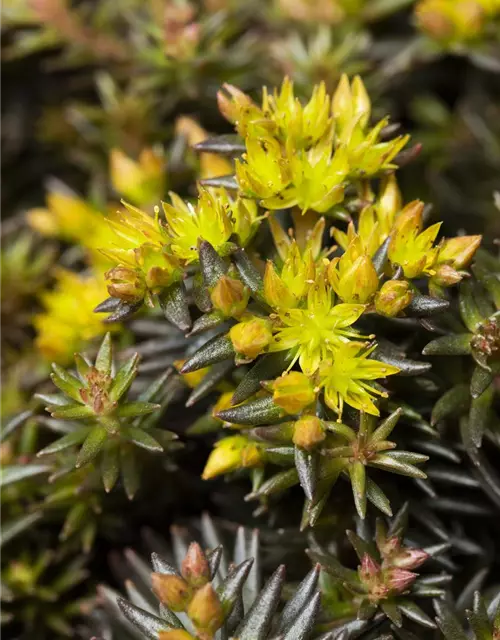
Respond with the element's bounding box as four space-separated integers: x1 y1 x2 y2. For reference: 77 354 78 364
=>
117 598 172 639
121 427 163 453
406 295 449 317
294 446 317 502
282 591 321 640
431 384 470 425
0 464 51 487
232 352 292 405
101 445 120 493
235 565 285 640
217 396 285 426
349 461 367 519
37 429 89 457
159 281 191 332
199 240 228 288
422 334 472 356
278 564 320 634
75 427 108 468
95 332 113 375
180 334 235 374
186 360 233 407
109 353 140 402
193 135 245 155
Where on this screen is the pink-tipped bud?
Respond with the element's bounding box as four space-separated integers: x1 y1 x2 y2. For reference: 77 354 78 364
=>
181 543 211 588
378 535 401 558
359 553 380 581
385 567 418 594
392 548 430 571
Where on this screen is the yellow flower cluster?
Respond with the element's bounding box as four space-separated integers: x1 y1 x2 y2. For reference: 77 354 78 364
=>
220 75 409 213
34 270 114 364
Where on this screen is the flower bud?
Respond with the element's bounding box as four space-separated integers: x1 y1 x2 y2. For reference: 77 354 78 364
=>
359 553 380 582
378 535 401 558
431 264 462 287
217 84 260 133
229 317 272 361
151 573 192 612
392 548 429 571
292 416 325 451
272 372 316 415
377 174 402 234
374 280 413 317
210 275 249 318
385 568 418 594
329 255 379 304
181 543 211 588
332 74 353 132
264 261 297 309
187 584 224 635
436 235 481 270
105 266 145 303
202 436 263 480
351 75 371 129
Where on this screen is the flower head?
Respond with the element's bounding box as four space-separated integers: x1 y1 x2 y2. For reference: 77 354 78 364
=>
268 271 366 375
388 201 441 278
319 341 400 417
162 188 256 262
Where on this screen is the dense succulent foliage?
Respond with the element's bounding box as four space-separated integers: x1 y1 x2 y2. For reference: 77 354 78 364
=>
2 1 500 639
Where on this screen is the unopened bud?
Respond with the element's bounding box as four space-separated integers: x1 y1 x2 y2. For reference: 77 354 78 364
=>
437 235 481 270
202 436 263 480
272 372 316 415
292 416 325 451
217 84 259 133
210 275 249 318
378 535 401 558
432 264 462 287
351 75 371 129
229 317 272 361
374 280 413 317
359 553 380 582
264 261 297 309
385 567 418 594
329 255 379 304
378 174 402 221
151 573 192 611
392 548 429 571
187 583 224 635
105 266 145 303
332 74 353 131
181 543 211 588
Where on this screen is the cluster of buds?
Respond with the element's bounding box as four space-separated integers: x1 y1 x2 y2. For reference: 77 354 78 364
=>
152 543 224 639
309 506 442 628
36 333 177 496
358 527 430 604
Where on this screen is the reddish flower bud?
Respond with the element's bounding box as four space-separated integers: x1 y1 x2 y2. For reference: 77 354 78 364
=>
392 548 430 570
385 568 418 594
181 543 211 588
151 573 192 611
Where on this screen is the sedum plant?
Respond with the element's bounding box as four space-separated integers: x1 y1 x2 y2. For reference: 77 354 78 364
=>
3 46 500 639
35 333 181 497
114 525 323 640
